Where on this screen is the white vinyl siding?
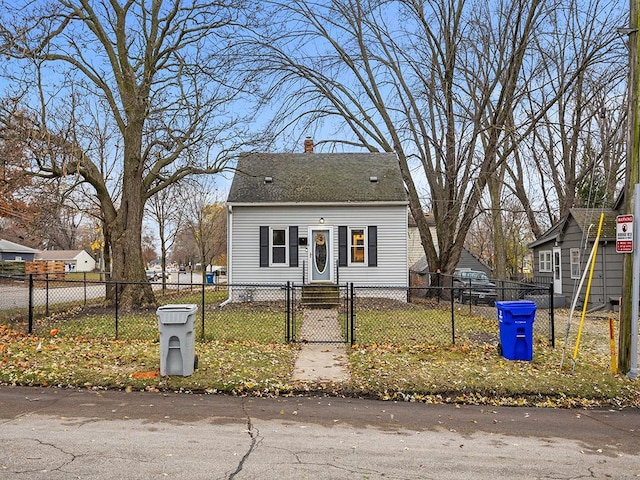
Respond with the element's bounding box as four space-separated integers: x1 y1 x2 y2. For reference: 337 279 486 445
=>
229 204 408 286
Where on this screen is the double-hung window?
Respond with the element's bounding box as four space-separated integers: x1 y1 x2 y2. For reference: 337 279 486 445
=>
260 226 298 267
339 225 377 267
539 250 552 273
349 228 366 264
271 227 288 265
570 248 581 279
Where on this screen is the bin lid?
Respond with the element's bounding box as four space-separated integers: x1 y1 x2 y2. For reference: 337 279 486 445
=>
157 304 198 314
495 300 537 309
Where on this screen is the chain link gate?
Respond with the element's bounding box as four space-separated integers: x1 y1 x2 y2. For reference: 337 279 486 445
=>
287 283 353 344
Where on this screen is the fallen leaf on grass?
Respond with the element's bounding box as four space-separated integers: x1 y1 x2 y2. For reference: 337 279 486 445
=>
131 371 159 379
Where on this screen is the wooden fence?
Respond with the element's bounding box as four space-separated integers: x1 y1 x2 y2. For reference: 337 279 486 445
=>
25 261 66 280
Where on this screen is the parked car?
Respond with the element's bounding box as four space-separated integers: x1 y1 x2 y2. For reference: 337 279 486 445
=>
453 269 497 305
145 269 159 281
146 268 170 281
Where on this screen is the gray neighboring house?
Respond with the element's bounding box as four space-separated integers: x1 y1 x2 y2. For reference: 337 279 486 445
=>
528 207 621 311
455 247 494 276
35 250 96 273
0 239 38 262
409 246 493 287
226 149 409 296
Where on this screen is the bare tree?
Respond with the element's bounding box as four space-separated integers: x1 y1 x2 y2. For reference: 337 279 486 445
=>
179 179 227 281
0 116 32 227
467 198 534 280
0 1 256 308
514 0 626 231
247 0 625 283
248 0 557 284
145 181 184 289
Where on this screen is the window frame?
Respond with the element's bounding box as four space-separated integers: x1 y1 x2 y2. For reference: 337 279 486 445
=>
270 226 289 266
570 248 581 279
539 250 552 273
348 227 367 266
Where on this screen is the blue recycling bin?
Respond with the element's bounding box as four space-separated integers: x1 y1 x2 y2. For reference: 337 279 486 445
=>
205 273 214 284
495 301 536 361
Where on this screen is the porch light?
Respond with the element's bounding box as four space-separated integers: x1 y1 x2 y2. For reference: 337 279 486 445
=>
319 217 325 224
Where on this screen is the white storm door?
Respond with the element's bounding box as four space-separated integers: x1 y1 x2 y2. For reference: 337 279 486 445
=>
553 247 562 295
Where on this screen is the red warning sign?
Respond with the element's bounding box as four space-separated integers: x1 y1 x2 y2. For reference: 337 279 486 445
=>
616 215 634 253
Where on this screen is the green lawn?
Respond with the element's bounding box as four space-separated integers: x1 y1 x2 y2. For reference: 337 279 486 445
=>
353 308 498 345
1 300 638 407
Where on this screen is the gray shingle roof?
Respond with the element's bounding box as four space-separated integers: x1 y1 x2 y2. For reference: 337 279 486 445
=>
528 208 618 248
36 250 85 261
0 239 38 254
227 153 407 204
569 208 617 240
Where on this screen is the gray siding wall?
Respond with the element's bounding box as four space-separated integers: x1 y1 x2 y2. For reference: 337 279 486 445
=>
533 219 622 309
0 253 35 262
229 204 408 286
572 241 622 307
562 220 622 307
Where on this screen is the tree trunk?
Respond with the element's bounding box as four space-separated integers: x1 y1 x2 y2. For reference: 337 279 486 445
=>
109 218 155 310
106 125 155 310
488 163 507 280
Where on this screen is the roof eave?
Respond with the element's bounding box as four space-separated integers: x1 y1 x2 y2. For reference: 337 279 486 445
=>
527 234 560 249
227 201 409 207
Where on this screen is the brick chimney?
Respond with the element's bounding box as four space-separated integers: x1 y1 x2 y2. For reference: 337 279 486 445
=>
303 136 314 153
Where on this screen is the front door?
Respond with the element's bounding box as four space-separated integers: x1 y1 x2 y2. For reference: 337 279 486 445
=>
309 227 333 283
553 247 562 295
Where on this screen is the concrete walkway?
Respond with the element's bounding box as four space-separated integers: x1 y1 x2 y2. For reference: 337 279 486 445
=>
291 309 349 383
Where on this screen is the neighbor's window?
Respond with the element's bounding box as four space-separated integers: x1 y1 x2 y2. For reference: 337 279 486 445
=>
350 228 366 264
271 228 287 265
539 250 552 273
570 248 581 279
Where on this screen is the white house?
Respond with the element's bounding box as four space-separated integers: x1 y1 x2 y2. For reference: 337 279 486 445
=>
35 249 96 273
226 146 409 298
408 212 437 268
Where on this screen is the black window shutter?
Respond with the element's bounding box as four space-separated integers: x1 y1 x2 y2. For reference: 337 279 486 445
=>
259 226 269 267
368 226 378 267
338 226 347 267
289 226 298 267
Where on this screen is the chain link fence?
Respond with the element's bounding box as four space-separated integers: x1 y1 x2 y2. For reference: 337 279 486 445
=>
353 284 553 348
0 274 553 348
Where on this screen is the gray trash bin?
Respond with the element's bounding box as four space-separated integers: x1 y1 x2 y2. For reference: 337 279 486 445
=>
157 304 198 376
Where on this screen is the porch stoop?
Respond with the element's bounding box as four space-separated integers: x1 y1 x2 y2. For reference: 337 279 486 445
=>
301 285 341 309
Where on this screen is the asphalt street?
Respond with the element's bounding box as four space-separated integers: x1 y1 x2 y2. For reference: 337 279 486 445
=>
0 273 205 310
0 386 638 479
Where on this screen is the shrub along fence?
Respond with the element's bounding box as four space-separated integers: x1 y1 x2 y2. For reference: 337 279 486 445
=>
0 274 554 348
